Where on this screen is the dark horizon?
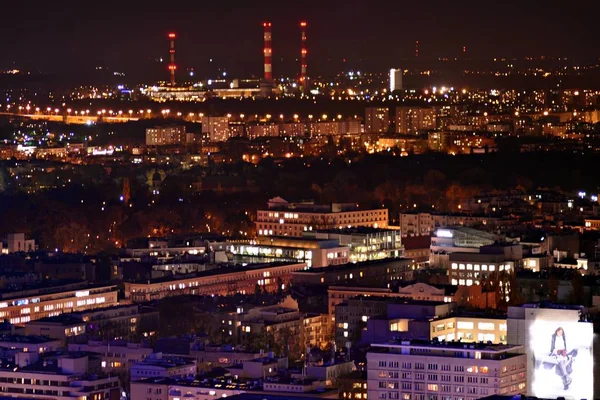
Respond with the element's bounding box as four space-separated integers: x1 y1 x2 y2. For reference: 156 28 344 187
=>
2 0 600 79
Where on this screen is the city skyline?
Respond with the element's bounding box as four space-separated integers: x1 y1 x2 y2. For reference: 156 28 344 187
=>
2 0 600 78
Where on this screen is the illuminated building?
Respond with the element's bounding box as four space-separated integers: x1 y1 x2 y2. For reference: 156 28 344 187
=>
448 253 514 287
365 107 390 133
367 341 526 400
130 353 197 381
389 68 403 92
202 116 230 142
395 106 437 134
145 126 186 146
123 262 306 302
508 303 594 399
225 236 349 268
0 283 118 326
335 297 454 347
429 227 499 268
68 340 153 375
256 197 388 238
1 233 36 254
247 123 279 139
0 352 119 400
312 227 404 262
278 122 307 137
0 335 61 354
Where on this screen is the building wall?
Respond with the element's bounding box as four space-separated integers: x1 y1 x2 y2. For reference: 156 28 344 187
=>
256 209 388 238
367 348 526 400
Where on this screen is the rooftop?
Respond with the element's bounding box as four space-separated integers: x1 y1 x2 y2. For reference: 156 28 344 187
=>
370 339 522 354
0 335 60 345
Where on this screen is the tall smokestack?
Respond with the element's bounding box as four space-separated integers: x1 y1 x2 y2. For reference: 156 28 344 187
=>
300 22 307 91
168 33 177 85
263 22 273 82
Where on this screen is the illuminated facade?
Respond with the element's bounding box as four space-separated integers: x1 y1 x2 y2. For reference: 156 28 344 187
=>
448 253 514 287
0 284 118 326
367 341 526 400
202 116 230 142
389 68 403 92
123 262 306 302
365 107 390 133
145 126 186 146
0 353 119 400
226 236 349 268
256 197 388 238
313 227 403 262
396 106 437 134
430 316 508 344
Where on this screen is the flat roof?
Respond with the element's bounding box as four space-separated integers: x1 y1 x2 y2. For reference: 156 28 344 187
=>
0 335 61 344
294 258 411 274
370 340 522 353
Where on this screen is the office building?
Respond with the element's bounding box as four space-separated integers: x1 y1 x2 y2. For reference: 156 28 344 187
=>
396 107 437 134
0 282 118 326
145 126 186 146
0 335 61 354
399 213 507 237
365 107 390 133
123 262 306 302
312 227 403 262
224 236 349 268
367 340 527 400
0 352 119 400
256 197 388 238
390 68 403 92
202 116 230 142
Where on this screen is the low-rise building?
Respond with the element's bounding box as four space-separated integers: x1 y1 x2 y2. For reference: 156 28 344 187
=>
0 351 120 400
130 352 197 381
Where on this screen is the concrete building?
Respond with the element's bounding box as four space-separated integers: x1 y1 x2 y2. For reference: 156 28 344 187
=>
0 334 61 354
1 233 36 254
399 212 507 237
396 106 437 134
69 339 153 375
146 126 186 146
365 107 390 133
367 340 526 400
335 297 455 347
130 352 197 381
448 253 514 287
0 282 118 326
389 68 403 92
256 197 388 238
0 352 119 400
202 116 230 142
123 262 306 302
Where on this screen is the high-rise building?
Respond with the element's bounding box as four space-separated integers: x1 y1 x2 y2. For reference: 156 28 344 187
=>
367 340 527 400
389 68 403 92
365 107 390 133
396 107 437 134
201 116 230 142
145 126 186 146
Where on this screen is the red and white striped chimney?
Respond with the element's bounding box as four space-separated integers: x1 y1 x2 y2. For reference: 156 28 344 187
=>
300 22 307 90
263 22 273 82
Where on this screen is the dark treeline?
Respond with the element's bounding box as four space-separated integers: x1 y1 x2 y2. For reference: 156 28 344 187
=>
0 150 597 253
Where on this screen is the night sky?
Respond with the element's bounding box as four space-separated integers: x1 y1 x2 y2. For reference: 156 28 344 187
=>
2 0 599 78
